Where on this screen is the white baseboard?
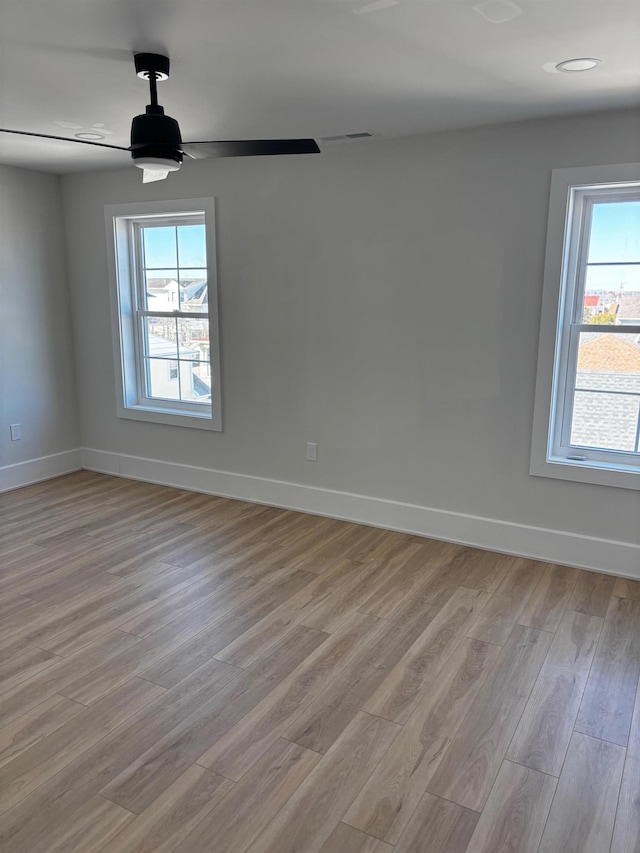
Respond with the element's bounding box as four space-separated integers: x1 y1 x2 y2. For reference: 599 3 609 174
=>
81 447 640 579
0 449 83 493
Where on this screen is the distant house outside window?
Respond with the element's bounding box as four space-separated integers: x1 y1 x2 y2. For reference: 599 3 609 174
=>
531 164 640 490
105 197 221 431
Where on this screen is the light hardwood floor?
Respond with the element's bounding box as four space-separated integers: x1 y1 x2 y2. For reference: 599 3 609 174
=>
0 471 638 853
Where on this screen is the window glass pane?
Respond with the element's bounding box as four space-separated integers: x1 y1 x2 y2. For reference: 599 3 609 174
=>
179 271 208 311
570 331 640 452
143 316 178 359
178 360 211 403
177 317 210 362
142 226 177 268
145 358 181 400
588 201 640 263
145 271 179 311
583 264 640 322
177 224 206 267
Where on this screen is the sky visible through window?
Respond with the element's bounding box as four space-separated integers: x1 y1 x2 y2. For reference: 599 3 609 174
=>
143 223 206 273
585 200 640 292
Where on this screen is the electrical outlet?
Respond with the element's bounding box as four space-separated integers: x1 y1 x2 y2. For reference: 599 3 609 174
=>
10 423 22 441
306 442 318 462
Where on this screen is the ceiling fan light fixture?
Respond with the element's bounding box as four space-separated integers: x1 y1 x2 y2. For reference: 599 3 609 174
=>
134 156 181 182
134 156 181 171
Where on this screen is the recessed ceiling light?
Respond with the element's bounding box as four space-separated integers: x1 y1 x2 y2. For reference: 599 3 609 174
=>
473 0 523 24
555 57 601 73
75 131 105 140
353 0 398 14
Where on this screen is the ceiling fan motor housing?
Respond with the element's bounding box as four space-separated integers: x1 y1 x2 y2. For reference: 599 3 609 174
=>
130 109 183 165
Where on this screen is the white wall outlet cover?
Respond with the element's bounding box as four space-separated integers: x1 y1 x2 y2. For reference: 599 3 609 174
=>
10 423 22 441
306 442 318 461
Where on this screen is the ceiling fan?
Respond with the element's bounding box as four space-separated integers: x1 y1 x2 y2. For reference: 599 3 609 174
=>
0 53 321 183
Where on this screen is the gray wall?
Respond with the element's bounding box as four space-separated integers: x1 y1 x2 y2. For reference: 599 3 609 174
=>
61 108 640 547
0 165 79 467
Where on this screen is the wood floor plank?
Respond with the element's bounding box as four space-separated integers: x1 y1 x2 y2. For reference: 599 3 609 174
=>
0 630 141 728
517 563 579 632
318 823 393 853
0 694 86 769
610 677 640 853
299 559 395 633
98 764 234 853
0 656 240 851
38 566 210 657
450 547 513 593
214 602 302 668
198 612 383 780
0 574 156 649
139 570 314 688
393 792 479 853
283 604 439 754
0 595 41 622
0 678 166 815
537 731 625 853
39 795 135 853
613 576 640 601
566 570 616 617
0 647 62 695
507 609 602 775
344 637 500 844
381 546 477 625
363 586 490 723
466 558 544 646
464 760 557 853
100 625 327 814
345 529 420 565
358 540 459 619
115 573 260 638
427 624 552 811
59 631 198 706
60 578 271 703
269 558 384 629
245 712 400 853
575 595 640 746
175 740 321 853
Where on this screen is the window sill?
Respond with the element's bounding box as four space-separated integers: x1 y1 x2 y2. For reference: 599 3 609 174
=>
117 403 221 432
530 455 640 491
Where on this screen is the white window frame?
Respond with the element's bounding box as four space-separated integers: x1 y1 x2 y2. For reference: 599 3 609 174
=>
531 163 640 490
105 197 222 431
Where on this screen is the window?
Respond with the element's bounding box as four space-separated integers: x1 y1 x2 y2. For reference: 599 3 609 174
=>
105 197 221 431
531 164 640 489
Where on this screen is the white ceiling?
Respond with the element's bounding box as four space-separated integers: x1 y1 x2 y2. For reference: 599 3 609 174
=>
1 0 638 173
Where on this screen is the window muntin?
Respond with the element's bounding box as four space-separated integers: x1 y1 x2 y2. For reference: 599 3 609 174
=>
106 198 221 431
536 171 640 486
131 216 211 412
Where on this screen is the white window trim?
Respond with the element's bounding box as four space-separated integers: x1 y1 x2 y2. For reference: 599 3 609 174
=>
531 163 640 490
105 197 222 432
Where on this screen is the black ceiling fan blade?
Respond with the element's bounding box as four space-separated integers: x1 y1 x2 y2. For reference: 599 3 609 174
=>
0 128 130 152
180 139 321 160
